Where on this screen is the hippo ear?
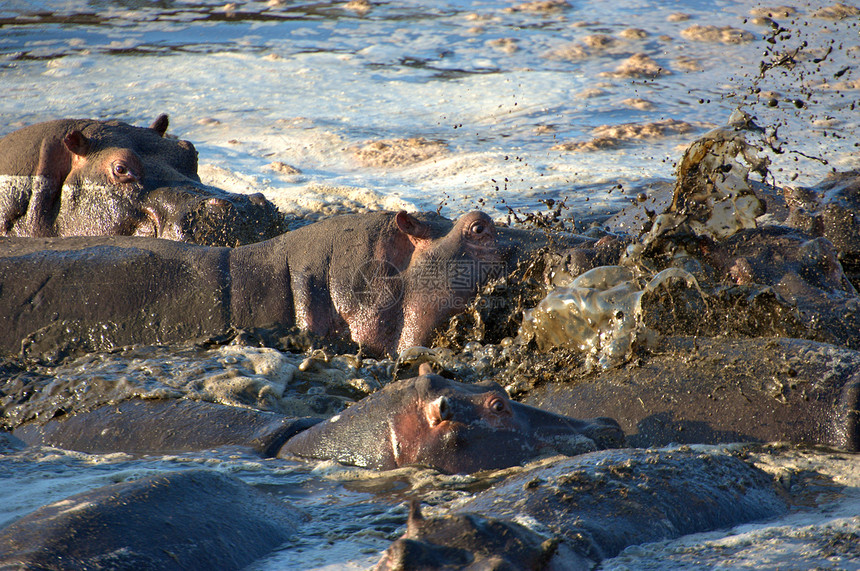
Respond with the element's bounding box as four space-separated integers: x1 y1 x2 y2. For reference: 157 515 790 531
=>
149 114 169 137
37 136 75 182
395 211 430 239
406 499 425 536
62 130 90 157
417 362 434 376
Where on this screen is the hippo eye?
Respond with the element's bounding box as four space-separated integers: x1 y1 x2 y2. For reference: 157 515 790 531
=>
470 221 486 235
112 161 138 183
489 397 507 414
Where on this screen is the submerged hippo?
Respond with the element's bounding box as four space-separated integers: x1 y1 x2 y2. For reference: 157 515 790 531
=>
280 365 624 472
0 209 505 359
13 364 624 474
377 448 787 570
523 336 860 452
0 115 284 245
0 469 305 571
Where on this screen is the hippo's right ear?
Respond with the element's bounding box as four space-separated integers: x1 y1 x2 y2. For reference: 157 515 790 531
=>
395 211 430 239
36 135 79 182
62 130 90 157
149 114 169 137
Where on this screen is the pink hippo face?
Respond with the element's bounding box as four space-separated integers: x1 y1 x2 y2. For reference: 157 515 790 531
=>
279 365 623 474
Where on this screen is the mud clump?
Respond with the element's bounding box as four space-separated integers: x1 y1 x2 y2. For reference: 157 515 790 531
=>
680 25 755 44
748 6 797 18
601 53 670 78
265 161 302 176
503 0 571 13
621 98 655 110
552 119 701 153
487 37 518 53
552 137 623 153
544 43 590 62
593 119 698 140
351 138 449 168
812 3 860 19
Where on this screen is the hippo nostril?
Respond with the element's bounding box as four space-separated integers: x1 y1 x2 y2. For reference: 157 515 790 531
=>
206 198 230 213
248 192 267 206
438 396 451 421
136 206 163 238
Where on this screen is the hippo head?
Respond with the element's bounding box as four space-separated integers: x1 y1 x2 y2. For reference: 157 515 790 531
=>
396 211 503 354
6 115 284 245
374 500 582 571
45 116 196 237
279 364 624 474
810 171 860 267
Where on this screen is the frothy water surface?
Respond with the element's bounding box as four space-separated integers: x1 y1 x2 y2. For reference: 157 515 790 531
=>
2 0 858 222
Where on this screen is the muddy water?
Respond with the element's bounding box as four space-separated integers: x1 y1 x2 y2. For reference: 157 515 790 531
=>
1 0 860 569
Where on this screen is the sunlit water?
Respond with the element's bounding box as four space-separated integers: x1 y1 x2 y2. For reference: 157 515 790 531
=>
1 0 859 569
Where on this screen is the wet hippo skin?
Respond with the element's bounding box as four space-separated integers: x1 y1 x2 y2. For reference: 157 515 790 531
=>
0 469 305 571
377 448 787 569
0 209 503 359
523 336 860 452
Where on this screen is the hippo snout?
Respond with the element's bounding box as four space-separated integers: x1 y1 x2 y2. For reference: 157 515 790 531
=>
140 186 285 247
581 417 626 449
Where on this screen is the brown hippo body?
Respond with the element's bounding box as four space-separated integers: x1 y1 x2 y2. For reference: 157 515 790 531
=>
377 448 787 570
0 116 284 245
0 210 503 359
0 470 305 571
522 336 860 452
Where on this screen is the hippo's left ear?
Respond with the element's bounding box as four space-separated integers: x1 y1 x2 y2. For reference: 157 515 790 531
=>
149 114 169 137
395 211 430 240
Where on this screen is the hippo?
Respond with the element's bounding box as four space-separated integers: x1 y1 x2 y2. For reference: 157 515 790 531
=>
782 170 860 285
0 209 506 360
280 364 624 472
522 336 860 452
375 499 589 570
0 116 285 245
377 447 787 569
0 469 305 571
12 364 625 474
